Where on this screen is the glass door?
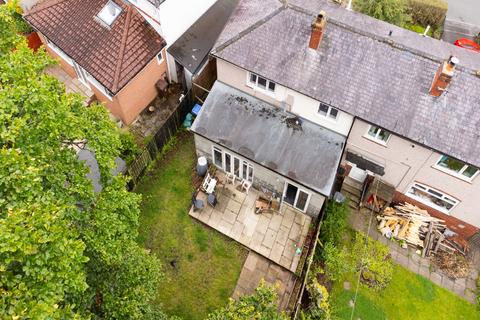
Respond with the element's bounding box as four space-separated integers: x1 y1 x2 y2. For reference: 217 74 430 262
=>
283 182 310 212
72 61 90 88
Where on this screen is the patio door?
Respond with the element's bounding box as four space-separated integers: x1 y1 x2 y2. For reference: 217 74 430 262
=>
283 182 310 212
215 147 253 182
72 61 90 88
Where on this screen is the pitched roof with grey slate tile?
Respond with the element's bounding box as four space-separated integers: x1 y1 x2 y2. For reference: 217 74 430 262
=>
212 0 480 168
25 0 166 95
191 81 346 196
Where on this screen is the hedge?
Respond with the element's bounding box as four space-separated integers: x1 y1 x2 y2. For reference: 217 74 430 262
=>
407 0 448 29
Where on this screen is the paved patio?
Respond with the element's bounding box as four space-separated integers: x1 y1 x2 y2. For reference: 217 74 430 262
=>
45 65 95 104
350 208 478 303
233 251 296 311
189 175 312 273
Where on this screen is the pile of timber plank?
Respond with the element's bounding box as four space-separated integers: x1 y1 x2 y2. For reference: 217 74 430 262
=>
376 203 457 256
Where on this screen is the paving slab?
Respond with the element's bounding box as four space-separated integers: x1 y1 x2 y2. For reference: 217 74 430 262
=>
189 174 312 272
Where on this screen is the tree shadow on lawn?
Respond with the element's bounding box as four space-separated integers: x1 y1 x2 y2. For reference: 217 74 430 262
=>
135 133 248 319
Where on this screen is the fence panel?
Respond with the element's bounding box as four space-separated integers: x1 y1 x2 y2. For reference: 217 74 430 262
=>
127 90 194 188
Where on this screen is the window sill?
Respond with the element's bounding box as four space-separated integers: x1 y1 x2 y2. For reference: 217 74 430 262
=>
362 135 389 147
246 83 276 98
432 165 476 184
316 113 338 123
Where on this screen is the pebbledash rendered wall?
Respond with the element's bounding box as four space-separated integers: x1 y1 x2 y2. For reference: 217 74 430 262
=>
345 119 480 229
193 134 326 218
39 33 168 125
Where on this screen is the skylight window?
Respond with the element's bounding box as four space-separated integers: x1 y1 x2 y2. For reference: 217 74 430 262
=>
97 1 122 26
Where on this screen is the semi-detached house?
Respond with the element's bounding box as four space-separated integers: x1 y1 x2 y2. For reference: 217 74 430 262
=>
191 0 480 243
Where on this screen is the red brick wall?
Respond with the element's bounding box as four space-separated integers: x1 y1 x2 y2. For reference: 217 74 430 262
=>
393 191 478 239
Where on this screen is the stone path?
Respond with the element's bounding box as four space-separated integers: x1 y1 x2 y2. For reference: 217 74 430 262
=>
349 208 478 303
233 251 296 311
45 65 94 104
190 176 311 273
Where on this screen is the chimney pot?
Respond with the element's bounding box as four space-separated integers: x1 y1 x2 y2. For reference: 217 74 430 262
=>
309 11 327 50
429 56 458 97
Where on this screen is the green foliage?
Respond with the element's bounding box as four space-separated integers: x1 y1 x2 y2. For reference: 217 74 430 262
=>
319 200 350 247
323 242 353 281
407 0 447 29
119 130 140 165
206 281 288 320
351 233 393 290
475 33 480 45
330 264 480 319
0 8 161 319
135 133 247 319
354 0 411 27
306 277 332 320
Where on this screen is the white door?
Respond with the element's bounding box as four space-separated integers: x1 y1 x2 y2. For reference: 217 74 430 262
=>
283 182 310 212
72 62 90 88
221 150 253 182
348 164 367 183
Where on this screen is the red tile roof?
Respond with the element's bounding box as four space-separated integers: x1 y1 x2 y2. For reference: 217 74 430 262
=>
25 0 166 94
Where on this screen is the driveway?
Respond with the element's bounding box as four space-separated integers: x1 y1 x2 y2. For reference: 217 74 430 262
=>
443 0 480 43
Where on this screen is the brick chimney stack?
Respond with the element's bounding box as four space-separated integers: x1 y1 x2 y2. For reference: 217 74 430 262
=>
309 11 327 50
429 56 459 97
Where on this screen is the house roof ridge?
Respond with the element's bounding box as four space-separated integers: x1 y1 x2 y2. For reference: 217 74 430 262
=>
112 4 134 93
212 5 285 55
287 2 480 74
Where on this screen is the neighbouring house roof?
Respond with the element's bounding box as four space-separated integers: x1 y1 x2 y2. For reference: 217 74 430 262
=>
167 0 239 74
146 0 165 8
212 0 480 168
191 81 346 196
25 0 166 95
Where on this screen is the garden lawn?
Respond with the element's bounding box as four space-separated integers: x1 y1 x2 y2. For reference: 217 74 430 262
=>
135 133 248 319
331 263 480 320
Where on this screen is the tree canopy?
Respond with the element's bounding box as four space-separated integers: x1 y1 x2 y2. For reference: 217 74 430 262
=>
0 3 162 319
354 0 411 27
206 282 288 320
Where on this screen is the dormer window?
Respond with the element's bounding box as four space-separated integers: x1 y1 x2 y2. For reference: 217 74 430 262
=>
98 1 122 26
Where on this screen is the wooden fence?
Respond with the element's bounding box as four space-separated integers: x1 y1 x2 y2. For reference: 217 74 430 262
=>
127 91 193 189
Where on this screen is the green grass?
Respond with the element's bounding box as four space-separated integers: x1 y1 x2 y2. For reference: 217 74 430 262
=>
135 133 247 319
331 263 480 320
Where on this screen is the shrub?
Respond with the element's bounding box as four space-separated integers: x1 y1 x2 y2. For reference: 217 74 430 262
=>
319 200 350 246
351 232 393 290
306 277 332 320
323 242 353 281
354 0 411 27
407 0 447 29
119 130 140 165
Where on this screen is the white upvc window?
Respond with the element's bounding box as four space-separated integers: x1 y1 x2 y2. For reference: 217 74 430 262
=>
434 155 479 182
318 103 338 120
156 50 164 64
283 182 310 213
365 125 391 145
247 72 276 94
44 37 73 65
212 146 254 182
406 182 458 214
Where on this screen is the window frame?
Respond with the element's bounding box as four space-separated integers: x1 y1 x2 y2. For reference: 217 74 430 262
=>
211 146 254 182
434 155 479 182
405 182 459 214
364 125 391 145
246 72 276 96
282 181 311 213
156 50 164 64
317 102 339 121
97 0 123 26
